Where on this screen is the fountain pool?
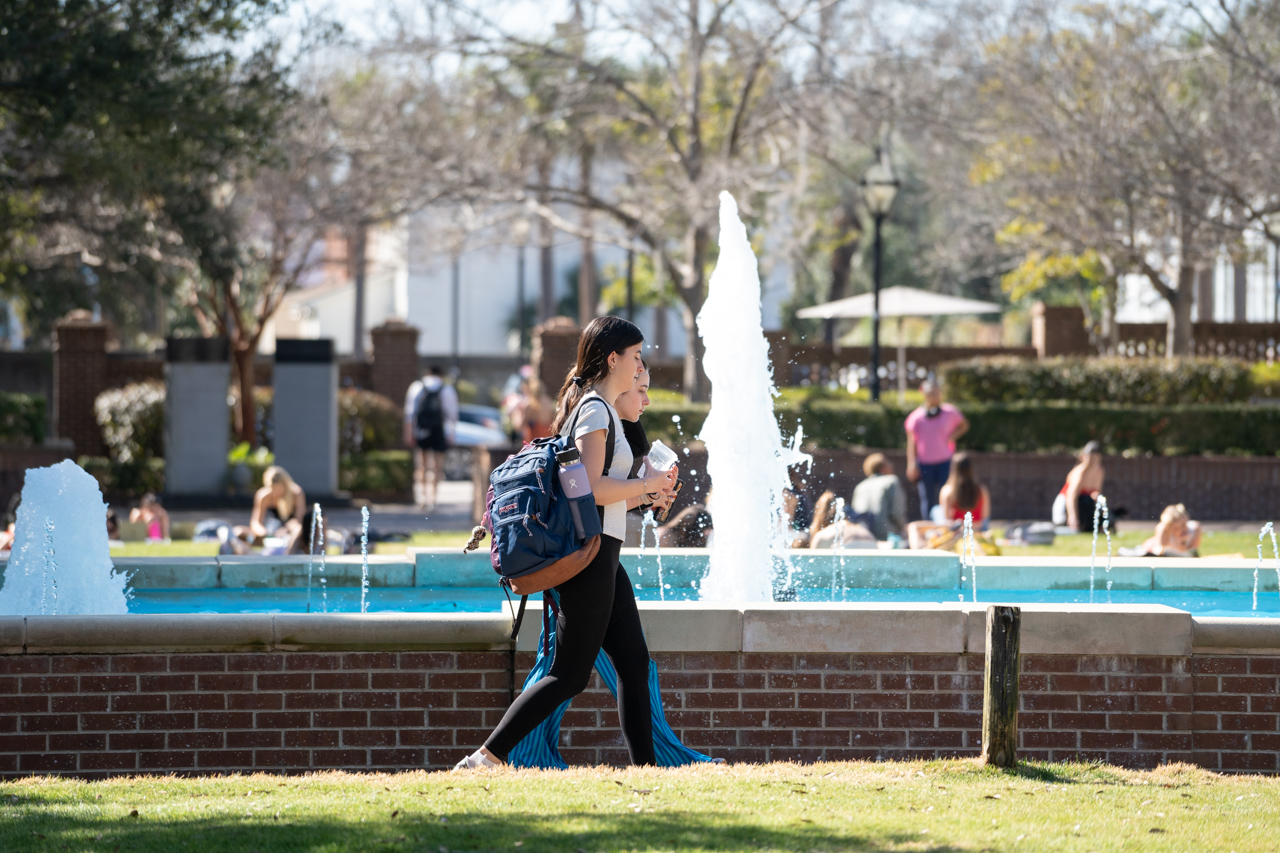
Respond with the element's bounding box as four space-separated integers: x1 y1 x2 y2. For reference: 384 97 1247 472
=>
6 549 1278 619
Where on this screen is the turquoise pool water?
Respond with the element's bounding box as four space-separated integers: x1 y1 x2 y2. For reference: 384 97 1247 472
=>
126 586 1280 619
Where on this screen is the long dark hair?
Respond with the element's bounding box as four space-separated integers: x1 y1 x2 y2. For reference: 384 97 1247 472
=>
551 316 645 433
946 452 981 511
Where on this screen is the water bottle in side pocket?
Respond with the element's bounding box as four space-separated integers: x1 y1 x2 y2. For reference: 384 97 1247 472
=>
556 448 593 540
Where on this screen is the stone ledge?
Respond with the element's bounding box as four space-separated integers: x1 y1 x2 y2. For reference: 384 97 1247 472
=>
742 604 967 654
273 613 511 650
0 605 1253 656
962 604 1193 656
1193 617 1280 651
0 616 22 653
507 601 743 653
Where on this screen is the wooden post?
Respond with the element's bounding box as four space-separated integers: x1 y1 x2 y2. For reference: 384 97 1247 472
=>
981 605 1021 767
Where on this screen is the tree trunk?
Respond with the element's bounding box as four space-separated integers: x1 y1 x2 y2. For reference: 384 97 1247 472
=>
351 225 367 359
824 206 860 346
1167 263 1196 358
578 143 595 325
233 344 257 448
680 224 710 401
538 157 555 320
1102 277 1120 355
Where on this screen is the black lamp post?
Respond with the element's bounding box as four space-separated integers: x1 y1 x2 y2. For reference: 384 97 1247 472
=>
862 149 900 402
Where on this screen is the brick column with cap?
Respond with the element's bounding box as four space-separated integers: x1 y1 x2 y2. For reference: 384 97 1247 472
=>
531 316 581 393
53 312 109 457
370 320 420 408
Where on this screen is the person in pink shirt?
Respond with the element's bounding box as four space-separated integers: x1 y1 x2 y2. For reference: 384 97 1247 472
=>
904 381 969 520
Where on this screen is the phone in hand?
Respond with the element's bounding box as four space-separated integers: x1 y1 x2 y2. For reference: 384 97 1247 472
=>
655 479 684 523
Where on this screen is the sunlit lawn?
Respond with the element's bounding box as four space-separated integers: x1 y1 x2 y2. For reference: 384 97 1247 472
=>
107 531 474 558
2 760 1277 852
107 529 1266 560
996 527 1263 560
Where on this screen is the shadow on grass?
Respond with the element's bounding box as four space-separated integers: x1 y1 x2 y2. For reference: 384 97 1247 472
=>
1 810 968 852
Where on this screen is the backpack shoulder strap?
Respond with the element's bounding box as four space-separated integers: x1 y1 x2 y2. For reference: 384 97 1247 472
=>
603 406 615 475
565 391 615 475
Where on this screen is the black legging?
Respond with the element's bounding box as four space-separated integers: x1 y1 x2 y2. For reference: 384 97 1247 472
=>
483 535 655 765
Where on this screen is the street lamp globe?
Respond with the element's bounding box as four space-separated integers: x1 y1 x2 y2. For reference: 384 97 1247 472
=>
862 154 900 216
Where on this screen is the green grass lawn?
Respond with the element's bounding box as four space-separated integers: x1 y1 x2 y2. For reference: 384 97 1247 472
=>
995 527 1265 559
2 760 1277 852
107 528 1269 560
108 541 221 557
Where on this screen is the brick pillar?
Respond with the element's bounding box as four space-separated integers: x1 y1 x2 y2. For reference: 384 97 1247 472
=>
53 311 109 457
531 316 580 393
370 320 420 407
1031 302 1090 358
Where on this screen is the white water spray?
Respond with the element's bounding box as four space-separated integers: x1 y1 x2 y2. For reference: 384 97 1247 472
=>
1259 523 1278 612
1089 496 1111 604
307 503 322 613
831 497 847 601
359 505 370 613
961 512 977 602
0 460 129 615
43 518 56 615
696 192 810 602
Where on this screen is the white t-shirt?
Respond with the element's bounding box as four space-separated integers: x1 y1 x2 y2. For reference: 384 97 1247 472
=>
560 392 633 542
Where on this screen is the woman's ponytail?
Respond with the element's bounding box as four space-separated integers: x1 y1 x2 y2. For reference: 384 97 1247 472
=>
551 316 645 433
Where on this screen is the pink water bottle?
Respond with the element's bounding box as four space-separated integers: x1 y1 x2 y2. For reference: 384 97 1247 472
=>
557 448 593 539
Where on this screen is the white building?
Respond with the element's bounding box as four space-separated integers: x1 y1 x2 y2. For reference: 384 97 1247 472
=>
262 205 792 363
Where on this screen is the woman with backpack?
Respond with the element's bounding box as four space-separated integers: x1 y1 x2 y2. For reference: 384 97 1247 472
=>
455 316 677 770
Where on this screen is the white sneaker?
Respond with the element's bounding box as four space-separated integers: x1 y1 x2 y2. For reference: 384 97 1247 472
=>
452 750 501 771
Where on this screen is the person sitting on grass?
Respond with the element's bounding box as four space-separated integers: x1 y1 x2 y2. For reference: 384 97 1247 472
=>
656 504 713 548
225 466 306 556
907 452 991 549
1125 504 1202 558
850 453 907 541
808 490 876 549
129 492 170 542
1052 441 1105 532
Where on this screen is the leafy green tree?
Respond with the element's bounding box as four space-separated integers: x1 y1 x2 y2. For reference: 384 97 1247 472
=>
0 0 291 345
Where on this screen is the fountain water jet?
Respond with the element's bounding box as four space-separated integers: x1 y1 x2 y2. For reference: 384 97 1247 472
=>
1090 496 1111 603
696 192 810 602
0 460 128 615
359 505 370 613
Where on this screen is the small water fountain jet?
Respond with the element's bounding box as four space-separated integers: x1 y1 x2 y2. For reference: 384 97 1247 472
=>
0 460 129 615
359 505 370 613
307 503 323 614
831 497 847 601
1258 523 1279 612
1089 496 1111 603
696 192 810 602
961 512 977 602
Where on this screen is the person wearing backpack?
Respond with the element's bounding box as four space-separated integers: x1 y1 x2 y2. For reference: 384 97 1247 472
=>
402 365 459 510
454 316 677 770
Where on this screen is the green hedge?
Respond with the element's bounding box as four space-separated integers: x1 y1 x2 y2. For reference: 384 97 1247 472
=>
938 357 1254 405
339 450 412 495
0 391 45 445
95 381 165 464
640 395 1280 457
79 455 166 498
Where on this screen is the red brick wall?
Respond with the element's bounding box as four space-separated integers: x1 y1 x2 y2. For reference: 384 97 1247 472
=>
4 650 1280 777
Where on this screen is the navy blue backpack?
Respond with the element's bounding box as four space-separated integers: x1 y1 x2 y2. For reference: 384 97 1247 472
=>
464 398 614 630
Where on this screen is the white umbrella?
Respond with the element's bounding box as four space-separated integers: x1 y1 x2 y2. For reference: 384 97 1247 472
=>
795 286 1002 400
